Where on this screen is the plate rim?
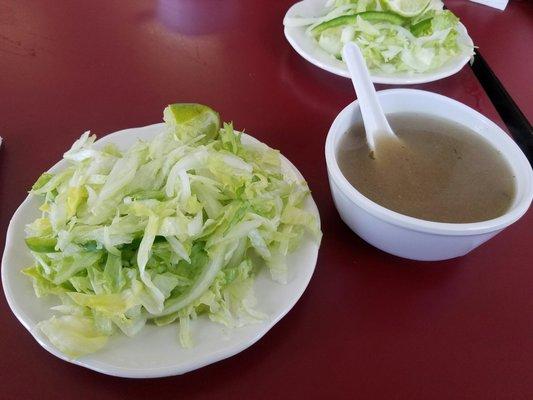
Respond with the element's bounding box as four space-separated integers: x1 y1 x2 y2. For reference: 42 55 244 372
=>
283 0 474 84
1 123 321 378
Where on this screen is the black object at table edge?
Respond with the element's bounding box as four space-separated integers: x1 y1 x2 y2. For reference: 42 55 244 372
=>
470 50 533 165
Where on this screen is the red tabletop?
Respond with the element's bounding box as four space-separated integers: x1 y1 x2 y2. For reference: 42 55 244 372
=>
446 0 533 122
0 1 531 399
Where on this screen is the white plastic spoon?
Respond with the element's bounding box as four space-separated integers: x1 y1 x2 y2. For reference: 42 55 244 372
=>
342 42 398 152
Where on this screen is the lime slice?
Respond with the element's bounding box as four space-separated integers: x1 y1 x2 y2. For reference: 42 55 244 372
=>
381 0 431 17
25 237 57 253
163 103 220 142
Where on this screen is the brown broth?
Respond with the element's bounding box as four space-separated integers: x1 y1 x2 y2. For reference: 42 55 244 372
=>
336 113 515 223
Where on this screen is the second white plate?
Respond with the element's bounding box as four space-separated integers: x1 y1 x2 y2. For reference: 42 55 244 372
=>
1 123 321 378
284 0 474 84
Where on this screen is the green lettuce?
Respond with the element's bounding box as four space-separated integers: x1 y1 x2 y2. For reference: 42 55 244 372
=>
24 104 321 358
284 0 473 74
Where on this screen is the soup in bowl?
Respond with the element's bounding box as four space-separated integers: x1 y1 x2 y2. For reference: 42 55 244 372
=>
325 89 533 261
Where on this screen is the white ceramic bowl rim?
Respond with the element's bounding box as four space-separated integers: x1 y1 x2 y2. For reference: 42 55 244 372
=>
325 89 533 236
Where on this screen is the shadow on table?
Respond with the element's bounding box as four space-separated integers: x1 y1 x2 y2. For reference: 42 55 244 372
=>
279 45 354 117
140 0 245 36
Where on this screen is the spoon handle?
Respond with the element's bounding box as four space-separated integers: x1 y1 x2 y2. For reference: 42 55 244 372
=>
342 42 394 150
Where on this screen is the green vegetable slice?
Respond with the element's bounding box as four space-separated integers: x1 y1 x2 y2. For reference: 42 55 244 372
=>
163 103 220 142
312 11 406 35
25 236 57 252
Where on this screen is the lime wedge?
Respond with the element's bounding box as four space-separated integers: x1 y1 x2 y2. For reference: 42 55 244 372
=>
25 237 57 253
163 103 220 142
381 0 431 17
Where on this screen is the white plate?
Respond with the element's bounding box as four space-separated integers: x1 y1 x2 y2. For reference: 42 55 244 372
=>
1 123 321 378
283 0 474 84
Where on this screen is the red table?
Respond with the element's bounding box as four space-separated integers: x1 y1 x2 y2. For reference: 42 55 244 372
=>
0 1 531 399
446 0 533 122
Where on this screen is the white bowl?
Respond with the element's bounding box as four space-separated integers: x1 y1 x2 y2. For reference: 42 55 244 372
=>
325 89 533 261
283 0 474 85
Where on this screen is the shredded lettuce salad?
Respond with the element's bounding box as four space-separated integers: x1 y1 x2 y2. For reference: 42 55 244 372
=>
23 104 321 358
284 0 474 74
